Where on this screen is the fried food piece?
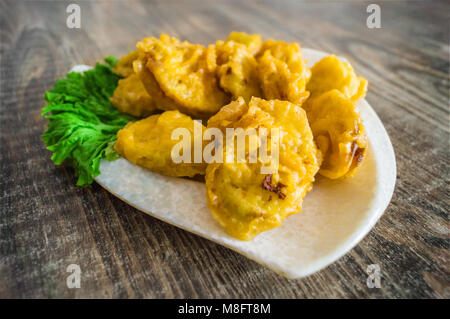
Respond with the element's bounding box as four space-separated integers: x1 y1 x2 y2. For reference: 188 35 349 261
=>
110 73 157 118
226 32 263 56
136 34 229 119
115 110 206 177
213 39 262 102
303 89 368 179
206 97 321 240
133 56 179 112
307 55 368 101
113 50 139 77
257 40 311 104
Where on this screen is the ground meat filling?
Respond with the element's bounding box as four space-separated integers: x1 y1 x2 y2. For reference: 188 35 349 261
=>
262 174 286 199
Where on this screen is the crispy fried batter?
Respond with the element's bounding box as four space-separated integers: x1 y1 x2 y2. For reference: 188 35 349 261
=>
206 97 321 240
115 110 207 177
226 32 263 56
256 40 311 104
214 39 262 102
113 50 139 78
307 55 367 101
303 89 368 179
136 34 229 119
110 73 157 118
133 56 179 112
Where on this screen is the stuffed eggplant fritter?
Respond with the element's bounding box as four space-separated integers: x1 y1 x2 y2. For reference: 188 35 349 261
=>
205 97 321 240
306 55 367 101
110 73 157 118
213 38 262 102
115 110 206 177
136 34 229 119
303 89 368 179
257 40 311 104
113 50 139 78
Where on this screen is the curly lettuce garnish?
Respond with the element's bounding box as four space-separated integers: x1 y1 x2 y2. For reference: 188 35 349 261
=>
42 57 134 186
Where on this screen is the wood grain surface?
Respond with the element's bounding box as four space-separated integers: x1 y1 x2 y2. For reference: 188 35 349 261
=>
0 0 449 298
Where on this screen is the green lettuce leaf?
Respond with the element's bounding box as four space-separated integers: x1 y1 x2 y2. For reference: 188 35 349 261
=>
42 57 134 186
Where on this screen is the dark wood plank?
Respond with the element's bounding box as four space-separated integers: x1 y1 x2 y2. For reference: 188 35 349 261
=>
0 0 448 298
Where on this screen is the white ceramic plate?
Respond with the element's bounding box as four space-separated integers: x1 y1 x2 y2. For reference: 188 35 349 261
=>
74 48 396 278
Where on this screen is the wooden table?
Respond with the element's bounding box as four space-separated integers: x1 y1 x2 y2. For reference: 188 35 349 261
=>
1 0 448 298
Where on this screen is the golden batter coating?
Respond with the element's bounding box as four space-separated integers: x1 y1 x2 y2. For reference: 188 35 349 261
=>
133 56 179 112
213 39 262 102
257 40 311 104
307 55 367 101
110 73 157 118
115 110 207 177
136 34 229 119
113 50 139 78
303 89 368 179
206 97 321 240
226 32 263 56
